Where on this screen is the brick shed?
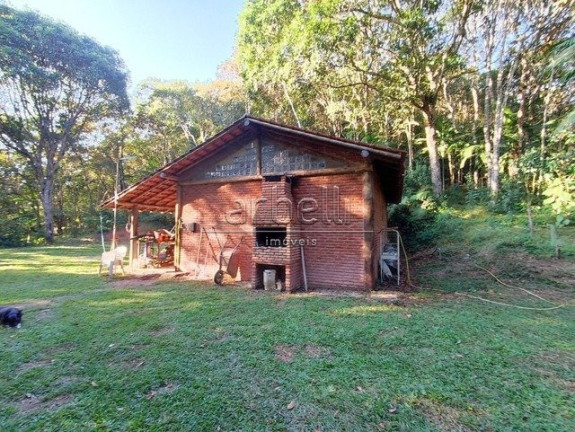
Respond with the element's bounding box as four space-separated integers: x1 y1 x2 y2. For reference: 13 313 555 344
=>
102 116 406 291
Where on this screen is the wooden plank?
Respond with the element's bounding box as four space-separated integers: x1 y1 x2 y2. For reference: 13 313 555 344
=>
174 185 182 271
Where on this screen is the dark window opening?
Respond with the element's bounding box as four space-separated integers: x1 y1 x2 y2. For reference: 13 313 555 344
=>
263 175 284 182
255 227 287 247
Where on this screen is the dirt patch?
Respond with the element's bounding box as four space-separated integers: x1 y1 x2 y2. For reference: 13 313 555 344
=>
18 394 41 414
18 393 73 414
150 327 174 337
304 344 330 358
490 252 575 295
18 359 53 373
111 271 192 289
288 290 367 299
158 272 191 281
145 382 179 400
369 291 408 306
273 289 410 301
113 274 161 289
119 358 146 370
44 343 75 356
34 309 54 320
275 345 297 363
415 248 574 299
11 300 53 310
416 398 475 432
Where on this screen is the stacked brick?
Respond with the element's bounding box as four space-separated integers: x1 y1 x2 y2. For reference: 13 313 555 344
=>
178 142 389 292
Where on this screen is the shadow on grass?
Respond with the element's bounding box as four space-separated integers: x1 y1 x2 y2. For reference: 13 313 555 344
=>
0 243 574 431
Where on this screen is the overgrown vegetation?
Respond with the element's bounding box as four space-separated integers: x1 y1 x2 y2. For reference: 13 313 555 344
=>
1 2 573 244
1 212 573 430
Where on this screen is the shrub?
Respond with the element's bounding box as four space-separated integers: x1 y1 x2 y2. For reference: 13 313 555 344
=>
465 186 491 206
388 202 438 252
489 180 525 214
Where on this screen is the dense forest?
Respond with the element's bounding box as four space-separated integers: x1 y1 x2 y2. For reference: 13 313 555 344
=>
0 1 574 247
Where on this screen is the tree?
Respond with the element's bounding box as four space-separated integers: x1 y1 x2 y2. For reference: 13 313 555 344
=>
354 0 475 195
0 5 128 243
239 0 476 194
0 150 41 246
463 0 573 195
549 36 575 134
124 69 248 179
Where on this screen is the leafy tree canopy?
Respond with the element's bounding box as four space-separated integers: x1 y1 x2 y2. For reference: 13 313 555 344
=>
0 4 128 106
0 4 129 242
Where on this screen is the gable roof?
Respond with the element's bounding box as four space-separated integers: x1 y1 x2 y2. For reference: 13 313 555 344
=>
101 115 406 212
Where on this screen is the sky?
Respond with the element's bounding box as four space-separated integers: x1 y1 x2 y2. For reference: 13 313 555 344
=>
10 0 246 88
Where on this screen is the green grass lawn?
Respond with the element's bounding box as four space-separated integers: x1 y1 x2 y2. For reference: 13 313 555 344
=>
0 232 574 431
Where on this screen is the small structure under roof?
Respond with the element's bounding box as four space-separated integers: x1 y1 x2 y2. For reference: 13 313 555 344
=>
102 115 406 291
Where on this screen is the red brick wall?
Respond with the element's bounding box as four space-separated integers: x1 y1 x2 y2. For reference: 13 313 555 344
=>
292 172 368 290
179 180 261 281
178 169 386 291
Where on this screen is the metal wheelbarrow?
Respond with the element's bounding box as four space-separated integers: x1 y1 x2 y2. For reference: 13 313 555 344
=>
205 227 244 285
214 243 242 285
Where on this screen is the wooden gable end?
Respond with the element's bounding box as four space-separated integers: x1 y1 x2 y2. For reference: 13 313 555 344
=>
179 138 259 183
179 133 366 185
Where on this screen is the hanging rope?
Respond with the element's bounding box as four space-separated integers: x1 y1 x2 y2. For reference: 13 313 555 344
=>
397 231 412 286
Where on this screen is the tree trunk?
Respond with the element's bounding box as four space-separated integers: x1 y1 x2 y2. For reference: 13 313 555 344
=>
40 174 55 244
538 83 551 195
481 3 498 196
447 152 456 185
421 106 443 195
489 103 502 196
512 58 529 177
471 86 480 188
483 68 495 194
405 117 414 172
490 66 508 195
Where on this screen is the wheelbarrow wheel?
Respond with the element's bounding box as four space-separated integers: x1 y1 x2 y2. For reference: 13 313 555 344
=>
214 270 225 285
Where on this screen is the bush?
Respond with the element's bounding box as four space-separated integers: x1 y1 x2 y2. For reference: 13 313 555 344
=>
402 164 433 199
443 184 467 206
388 202 438 252
0 218 42 247
489 180 525 214
465 186 491 206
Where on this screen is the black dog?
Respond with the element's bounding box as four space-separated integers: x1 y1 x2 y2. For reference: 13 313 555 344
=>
0 307 22 328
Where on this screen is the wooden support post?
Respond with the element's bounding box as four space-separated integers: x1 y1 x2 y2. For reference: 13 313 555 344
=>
129 206 139 268
363 171 374 291
174 185 182 271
